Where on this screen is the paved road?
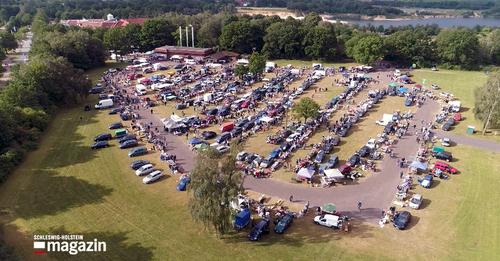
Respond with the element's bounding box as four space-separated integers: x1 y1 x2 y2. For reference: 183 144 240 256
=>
434 130 500 153
0 32 32 86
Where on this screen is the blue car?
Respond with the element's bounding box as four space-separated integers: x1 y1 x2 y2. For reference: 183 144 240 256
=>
420 174 433 188
268 148 281 161
274 213 293 234
120 139 138 149
128 146 148 157
325 155 339 168
119 134 137 144
248 219 270 241
234 208 251 230
314 150 326 164
130 160 150 170
91 141 109 149
94 133 112 142
176 176 191 191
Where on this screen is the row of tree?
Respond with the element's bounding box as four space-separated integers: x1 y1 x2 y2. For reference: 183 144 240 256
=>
0 10 102 182
0 31 18 62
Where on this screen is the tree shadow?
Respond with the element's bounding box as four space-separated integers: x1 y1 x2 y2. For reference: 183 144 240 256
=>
6 170 112 219
430 179 441 189
43 108 101 169
221 210 376 247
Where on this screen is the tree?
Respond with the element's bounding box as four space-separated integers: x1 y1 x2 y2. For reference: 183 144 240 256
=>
234 64 248 79
263 18 304 59
480 29 500 65
188 144 243 236
219 19 263 54
436 28 479 69
346 33 386 64
140 18 175 51
0 31 18 52
293 97 320 122
385 30 435 67
104 28 129 60
248 51 267 76
303 23 337 61
197 14 224 48
474 71 500 135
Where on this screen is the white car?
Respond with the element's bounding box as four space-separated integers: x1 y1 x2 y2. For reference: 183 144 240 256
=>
409 194 423 209
441 138 451 147
143 170 164 184
366 138 376 150
216 145 230 154
313 214 342 229
135 164 155 176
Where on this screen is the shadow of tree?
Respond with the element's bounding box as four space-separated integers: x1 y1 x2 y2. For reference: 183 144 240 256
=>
8 170 112 219
42 108 101 169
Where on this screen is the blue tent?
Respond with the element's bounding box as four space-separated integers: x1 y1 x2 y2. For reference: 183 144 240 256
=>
234 208 251 230
398 87 409 94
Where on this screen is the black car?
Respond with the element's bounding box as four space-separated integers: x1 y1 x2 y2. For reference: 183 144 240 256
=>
338 128 349 137
206 108 218 116
442 122 452 131
109 108 122 115
433 151 453 162
130 160 150 170
393 211 412 230
89 86 103 94
357 146 371 157
176 103 187 110
242 121 255 131
347 154 361 166
91 141 109 149
119 134 137 143
384 122 395 134
231 127 243 137
120 139 138 149
331 136 340 146
274 213 294 234
236 119 249 128
248 219 270 241
215 132 231 144
202 131 217 140
120 112 131 121
94 133 112 142
109 122 123 130
218 107 231 117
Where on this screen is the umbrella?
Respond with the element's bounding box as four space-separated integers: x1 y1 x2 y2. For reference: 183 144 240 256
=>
322 203 336 214
388 82 398 88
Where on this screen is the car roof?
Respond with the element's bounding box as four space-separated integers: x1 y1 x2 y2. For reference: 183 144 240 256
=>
322 214 340 221
140 164 153 169
150 170 162 176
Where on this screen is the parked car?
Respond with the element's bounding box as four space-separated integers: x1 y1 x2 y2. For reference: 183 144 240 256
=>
314 150 326 163
442 122 452 131
409 194 423 209
143 170 164 184
91 141 109 149
357 146 371 157
201 131 217 140
434 161 458 174
432 151 453 162
453 113 462 121
248 219 270 241
108 122 123 129
274 213 294 234
176 176 190 191
94 133 112 142
119 134 137 144
109 108 122 115
128 146 148 157
441 137 451 147
313 214 342 229
236 151 248 161
215 132 231 144
259 158 273 168
347 154 360 166
393 211 412 230
420 174 434 188
216 145 230 154
135 164 155 176
230 127 243 137
120 139 138 149
322 155 339 170
130 160 150 170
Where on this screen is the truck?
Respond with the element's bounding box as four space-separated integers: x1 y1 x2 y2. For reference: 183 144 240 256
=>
95 99 113 109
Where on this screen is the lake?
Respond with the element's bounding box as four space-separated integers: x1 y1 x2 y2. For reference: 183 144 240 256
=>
335 17 500 28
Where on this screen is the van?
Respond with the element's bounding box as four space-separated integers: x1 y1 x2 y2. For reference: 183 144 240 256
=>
136 84 147 96
95 99 113 109
128 146 148 157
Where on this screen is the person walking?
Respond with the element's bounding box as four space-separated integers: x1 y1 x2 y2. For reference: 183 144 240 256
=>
357 201 362 211
289 195 294 202
400 171 404 179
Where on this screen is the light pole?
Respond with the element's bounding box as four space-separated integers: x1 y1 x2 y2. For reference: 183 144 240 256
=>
189 24 194 48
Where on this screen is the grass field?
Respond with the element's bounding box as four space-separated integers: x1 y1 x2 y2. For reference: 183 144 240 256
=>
411 69 500 141
0 65 499 260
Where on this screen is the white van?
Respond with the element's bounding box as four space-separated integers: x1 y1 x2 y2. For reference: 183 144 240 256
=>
95 99 113 109
136 84 148 96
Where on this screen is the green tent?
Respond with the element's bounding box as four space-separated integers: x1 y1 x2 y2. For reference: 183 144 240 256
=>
388 82 398 88
322 203 336 214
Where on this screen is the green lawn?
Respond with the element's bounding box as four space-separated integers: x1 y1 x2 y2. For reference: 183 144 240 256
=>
411 69 499 141
0 65 499 260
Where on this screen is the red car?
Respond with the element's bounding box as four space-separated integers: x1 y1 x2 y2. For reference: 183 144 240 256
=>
434 161 458 174
453 113 462 121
